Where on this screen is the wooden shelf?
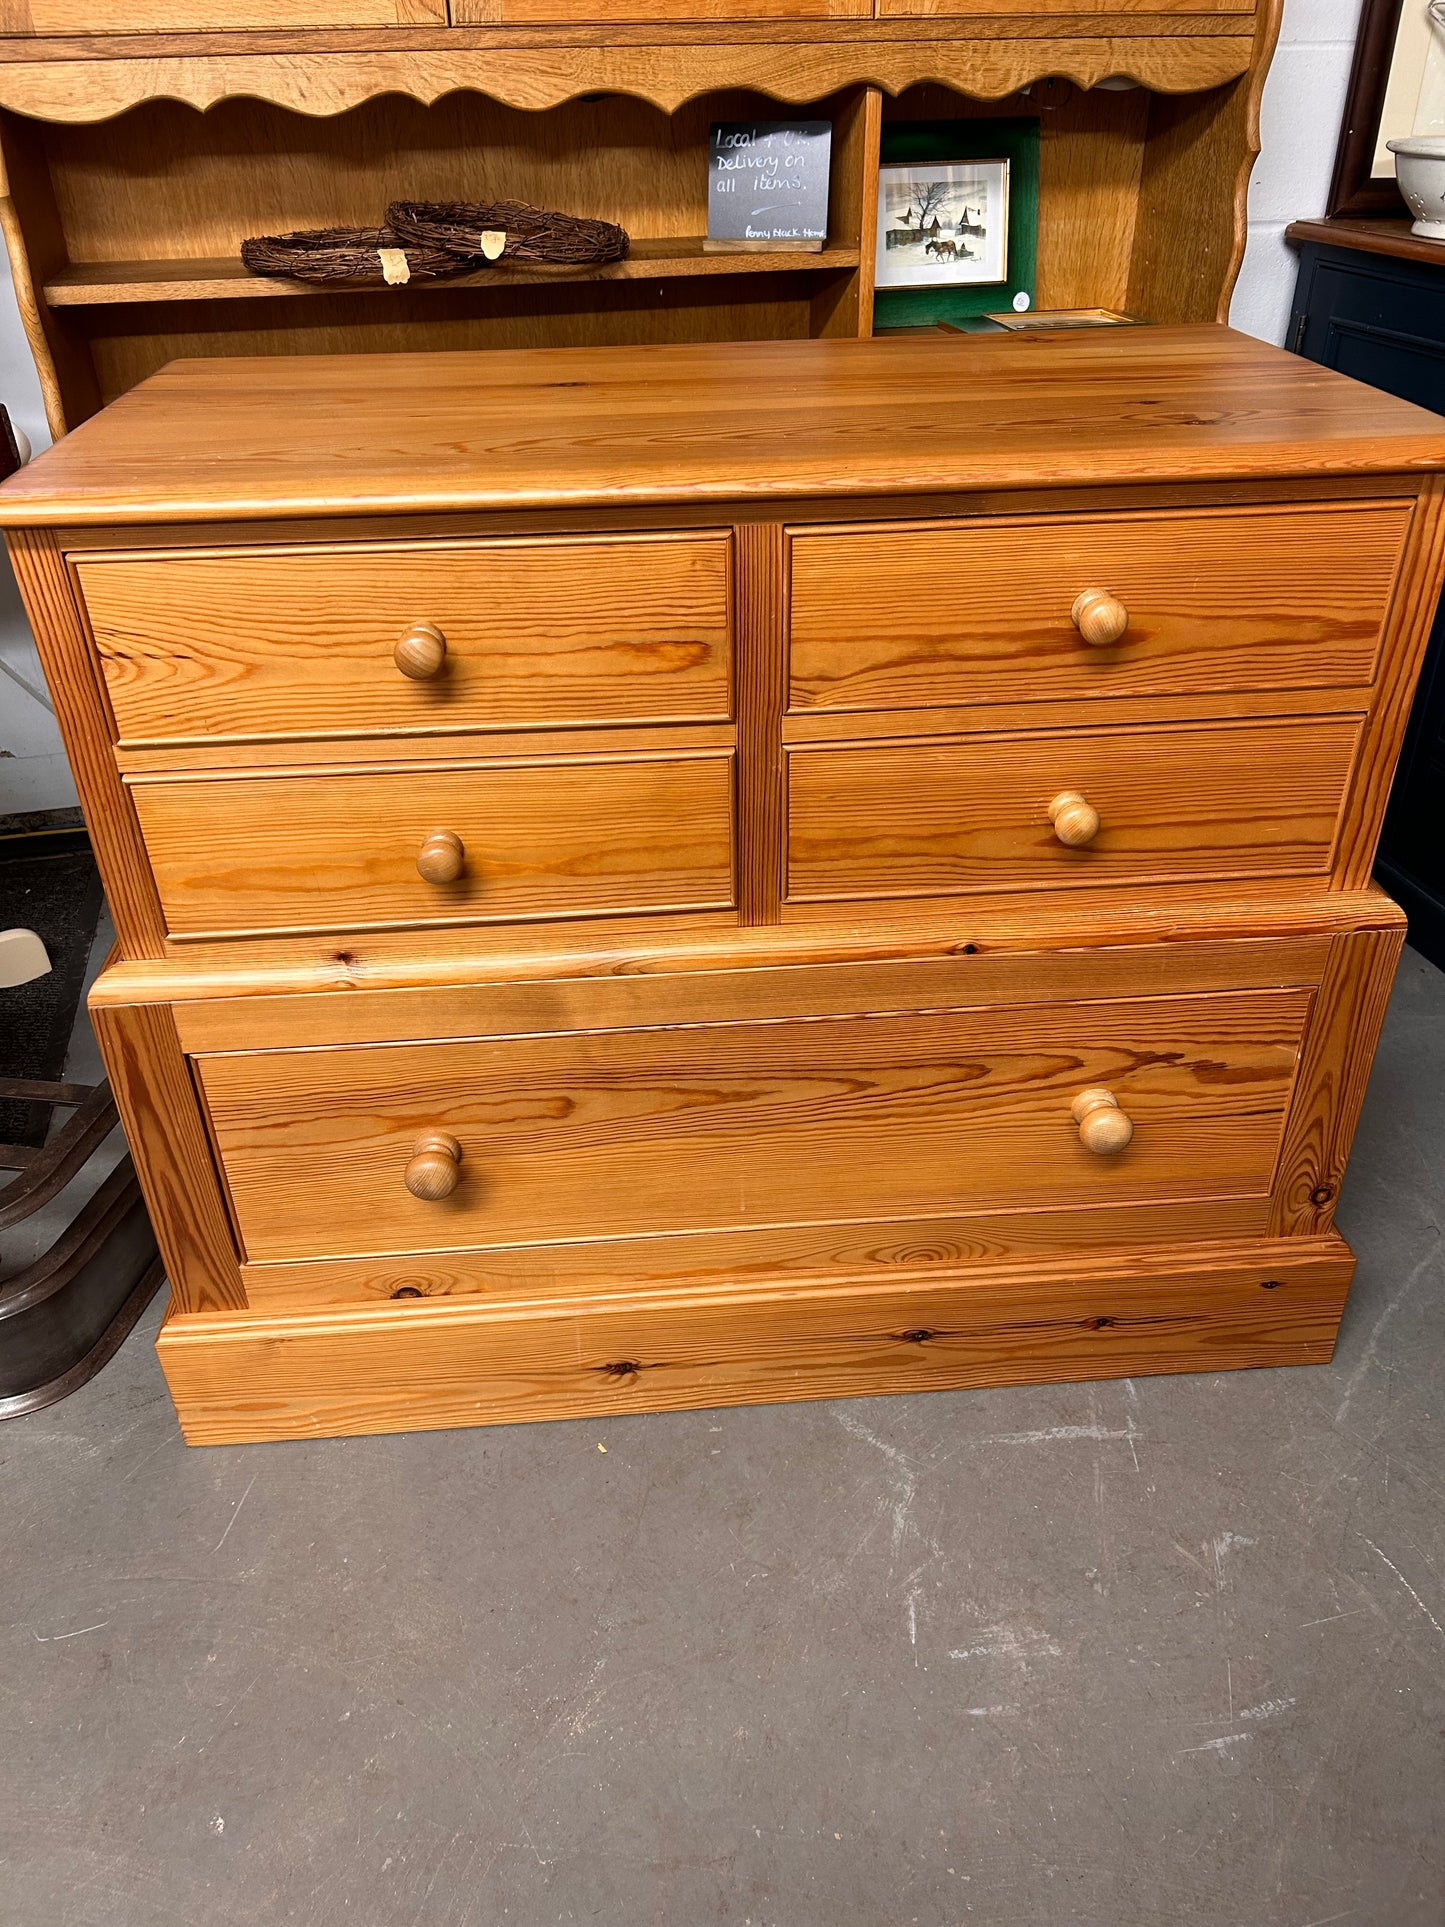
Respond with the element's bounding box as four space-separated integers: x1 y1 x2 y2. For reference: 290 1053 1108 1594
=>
43 237 862 307
1286 217 1445 270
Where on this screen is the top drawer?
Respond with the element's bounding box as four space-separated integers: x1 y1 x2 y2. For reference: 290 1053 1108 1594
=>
75 532 733 746
788 502 1411 714
875 1 1250 12
6 1 444 27
452 0 867 15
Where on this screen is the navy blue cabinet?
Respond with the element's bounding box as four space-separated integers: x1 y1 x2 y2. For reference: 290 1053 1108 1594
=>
1290 229 1445 968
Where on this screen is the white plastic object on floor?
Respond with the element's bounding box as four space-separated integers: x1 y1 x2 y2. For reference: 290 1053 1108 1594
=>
0 928 52 988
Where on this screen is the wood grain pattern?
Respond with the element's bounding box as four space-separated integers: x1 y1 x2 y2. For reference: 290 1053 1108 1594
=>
788 501 1410 713
155 1233 1354 1446
1336 477 1445 889
3 527 169 958
853 83 880 336
240 1196 1274 1308
82 882 1400 1005
7 81 872 429
785 715 1361 904
1126 0 1283 324
878 0 1249 13
0 41 1258 129
1285 217 1445 270
89 995 246 1314
34 88 871 302
76 530 734 744
457 0 870 18
116 719 738 776
0 14 1265 43
1033 79 1149 313
5 329 1444 530
76 281 830 423
0 112 100 441
43 240 862 308
10 293 1444 1443
129 750 737 938
876 1 1251 10
4 0 446 26
1269 924 1405 1238
810 79 879 339
735 520 786 923
43 475 1406 555
781 684 1373 745
168 930 1334 1052
0 43 1251 432
196 988 1310 1262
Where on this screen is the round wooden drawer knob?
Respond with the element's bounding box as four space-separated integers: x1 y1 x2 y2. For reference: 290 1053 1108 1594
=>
416 829 465 884
1049 790 1101 847
1071 588 1129 647
1072 1087 1134 1155
394 621 447 680
404 1130 463 1200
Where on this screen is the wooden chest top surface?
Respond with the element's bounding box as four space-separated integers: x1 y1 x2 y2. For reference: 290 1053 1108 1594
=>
3 325 1443 529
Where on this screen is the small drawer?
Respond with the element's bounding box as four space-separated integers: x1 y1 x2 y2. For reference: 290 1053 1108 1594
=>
129 750 735 938
788 502 1411 714
454 0 868 16
197 987 1311 1265
76 531 732 745
15 2 445 28
786 715 1361 904
877 0 1250 12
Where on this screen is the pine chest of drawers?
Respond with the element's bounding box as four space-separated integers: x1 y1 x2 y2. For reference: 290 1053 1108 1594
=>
4 327 1443 1445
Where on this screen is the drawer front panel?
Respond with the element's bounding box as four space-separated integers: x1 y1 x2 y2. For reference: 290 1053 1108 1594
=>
131 752 735 938
875 2 1250 12
198 989 1311 1264
788 503 1411 713
77 533 732 744
787 716 1361 903
453 0 868 16
13 2 443 26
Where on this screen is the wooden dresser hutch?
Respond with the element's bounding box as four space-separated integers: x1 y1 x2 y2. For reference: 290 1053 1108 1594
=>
8 3 1443 1449
1 3 1279 439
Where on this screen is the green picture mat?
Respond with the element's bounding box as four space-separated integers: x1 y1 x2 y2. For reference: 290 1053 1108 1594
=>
872 117 1041 331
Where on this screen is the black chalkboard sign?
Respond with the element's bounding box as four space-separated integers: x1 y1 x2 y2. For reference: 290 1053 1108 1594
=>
706 121 832 251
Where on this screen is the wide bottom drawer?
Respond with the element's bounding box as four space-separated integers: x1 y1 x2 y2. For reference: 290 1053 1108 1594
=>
197 986 1313 1268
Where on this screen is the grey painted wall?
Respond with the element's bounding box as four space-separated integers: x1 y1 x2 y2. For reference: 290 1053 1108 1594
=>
1 244 70 816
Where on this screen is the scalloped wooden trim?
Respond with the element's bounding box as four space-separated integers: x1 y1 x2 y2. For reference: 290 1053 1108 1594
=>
0 191 63 440
0 37 1255 120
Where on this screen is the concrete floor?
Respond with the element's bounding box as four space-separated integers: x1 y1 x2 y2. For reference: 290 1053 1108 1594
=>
2 952 1443 1927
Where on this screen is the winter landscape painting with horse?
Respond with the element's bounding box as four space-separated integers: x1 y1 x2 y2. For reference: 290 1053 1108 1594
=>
874 158 1010 290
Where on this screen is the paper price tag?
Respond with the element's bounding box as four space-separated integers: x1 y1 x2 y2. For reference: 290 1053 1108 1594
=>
479 231 507 260
377 247 411 285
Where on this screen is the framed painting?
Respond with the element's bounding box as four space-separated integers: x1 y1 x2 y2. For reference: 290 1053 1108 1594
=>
1328 0 1445 217
875 157 1010 290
